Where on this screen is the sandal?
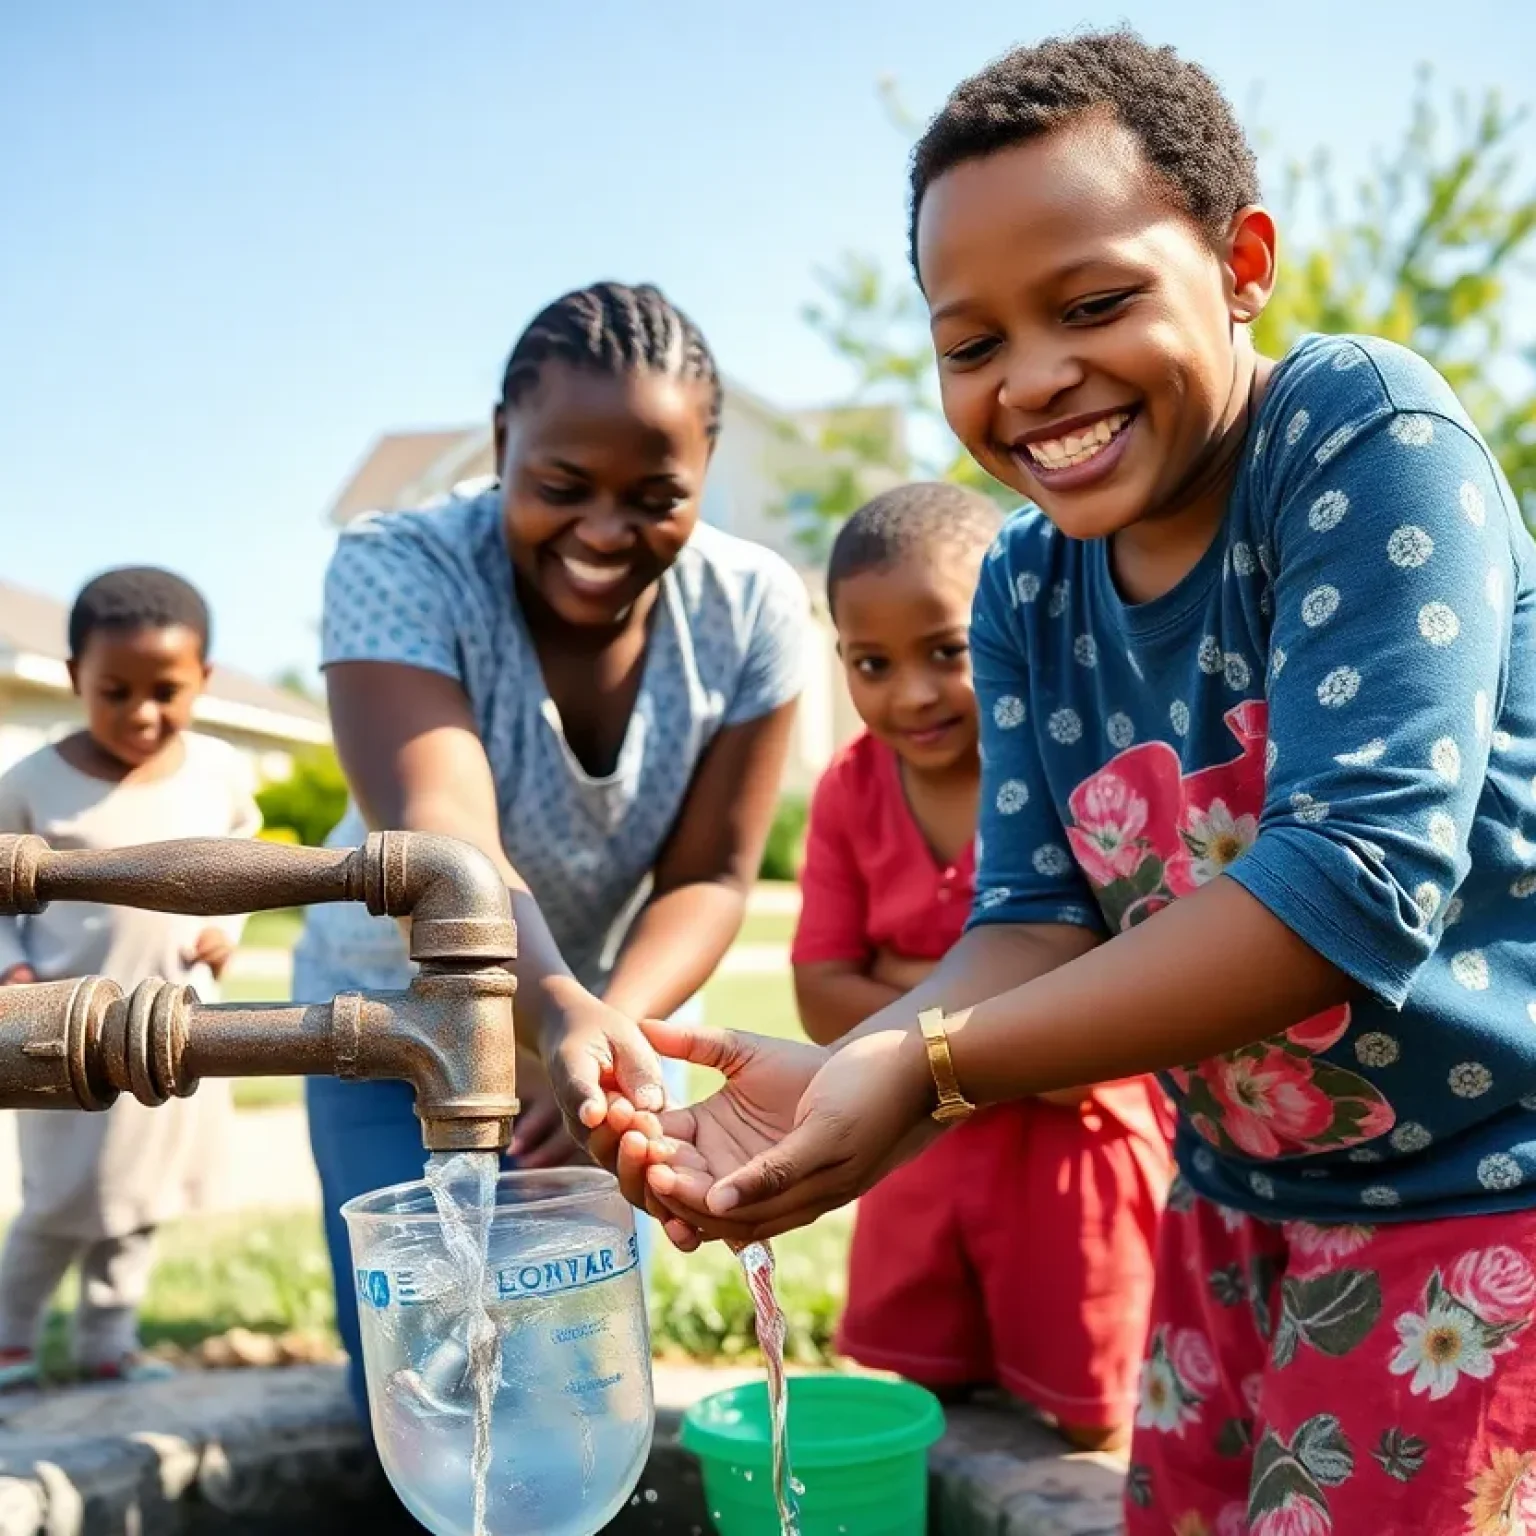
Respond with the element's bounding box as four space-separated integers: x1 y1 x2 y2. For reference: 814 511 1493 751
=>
0 1348 39 1391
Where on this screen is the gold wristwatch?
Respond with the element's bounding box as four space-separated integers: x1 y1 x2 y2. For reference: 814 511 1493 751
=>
918 1008 976 1126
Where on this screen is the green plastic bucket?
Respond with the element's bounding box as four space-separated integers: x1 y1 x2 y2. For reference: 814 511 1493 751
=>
681 1375 944 1535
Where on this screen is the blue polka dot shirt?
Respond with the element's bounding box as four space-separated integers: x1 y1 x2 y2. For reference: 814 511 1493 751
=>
969 334 1536 1221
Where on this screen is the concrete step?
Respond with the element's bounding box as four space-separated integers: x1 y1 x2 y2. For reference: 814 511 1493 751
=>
0 1362 1125 1534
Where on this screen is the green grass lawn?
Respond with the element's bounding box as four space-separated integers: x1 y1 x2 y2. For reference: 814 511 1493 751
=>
222 973 292 1004
30 1202 847 1372
240 907 304 951
649 1210 848 1366
29 1209 335 1374
734 908 796 948
230 1076 306 1111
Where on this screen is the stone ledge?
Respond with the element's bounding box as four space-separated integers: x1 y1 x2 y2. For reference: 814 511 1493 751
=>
0 1366 1125 1534
930 1397 1126 1536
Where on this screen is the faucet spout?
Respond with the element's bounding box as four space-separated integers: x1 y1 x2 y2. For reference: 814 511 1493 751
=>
0 832 520 1151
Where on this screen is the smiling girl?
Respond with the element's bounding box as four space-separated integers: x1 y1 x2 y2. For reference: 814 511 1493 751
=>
618 34 1536 1535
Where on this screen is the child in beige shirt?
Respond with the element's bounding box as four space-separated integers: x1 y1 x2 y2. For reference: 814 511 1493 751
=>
0 567 261 1383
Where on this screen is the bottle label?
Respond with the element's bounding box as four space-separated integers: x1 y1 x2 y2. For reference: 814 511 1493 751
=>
356 1233 638 1309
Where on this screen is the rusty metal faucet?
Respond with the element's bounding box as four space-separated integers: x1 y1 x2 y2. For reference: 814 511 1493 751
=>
0 832 519 1151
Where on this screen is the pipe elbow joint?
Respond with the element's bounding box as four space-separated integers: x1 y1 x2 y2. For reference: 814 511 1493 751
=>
355 832 517 966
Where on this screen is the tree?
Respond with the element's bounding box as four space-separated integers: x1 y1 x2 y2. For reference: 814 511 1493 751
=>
1254 73 1536 516
784 71 1536 547
271 665 323 707
777 254 1015 560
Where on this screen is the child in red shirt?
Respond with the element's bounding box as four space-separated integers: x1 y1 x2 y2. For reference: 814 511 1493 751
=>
793 482 1173 1448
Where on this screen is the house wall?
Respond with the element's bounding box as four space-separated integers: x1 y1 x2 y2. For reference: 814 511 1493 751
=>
702 392 805 566
699 395 867 793
0 686 74 777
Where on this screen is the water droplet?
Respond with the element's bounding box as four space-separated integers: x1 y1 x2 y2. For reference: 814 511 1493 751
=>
790 1477 806 1496
644 1489 658 1504
742 1469 754 1481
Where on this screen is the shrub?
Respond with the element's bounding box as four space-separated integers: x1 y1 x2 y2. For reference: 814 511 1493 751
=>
759 794 808 882
256 748 349 848
647 1218 848 1366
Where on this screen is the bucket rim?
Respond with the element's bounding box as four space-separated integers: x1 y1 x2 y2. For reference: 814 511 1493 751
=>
679 1375 945 1469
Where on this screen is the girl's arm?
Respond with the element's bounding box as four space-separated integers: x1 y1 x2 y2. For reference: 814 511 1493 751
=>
601 700 798 1024
832 922 1104 1099
682 378 1519 1232
788 749 898 1045
940 875 1345 1099
636 883 1337 1239
795 963 904 1046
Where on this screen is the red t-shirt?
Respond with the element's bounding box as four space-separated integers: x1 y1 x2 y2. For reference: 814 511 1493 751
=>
792 732 974 966
792 731 1173 1143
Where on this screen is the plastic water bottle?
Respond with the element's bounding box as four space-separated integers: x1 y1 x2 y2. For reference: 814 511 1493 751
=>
344 1166 655 1536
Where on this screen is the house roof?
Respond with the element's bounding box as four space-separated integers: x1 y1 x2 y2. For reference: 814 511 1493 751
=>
324 380 905 528
328 427 491 524
0 579 330 745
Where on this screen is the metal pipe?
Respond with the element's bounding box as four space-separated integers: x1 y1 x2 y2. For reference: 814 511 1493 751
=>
0 830 518 965
178 1000 341 1082
0 833 521 1151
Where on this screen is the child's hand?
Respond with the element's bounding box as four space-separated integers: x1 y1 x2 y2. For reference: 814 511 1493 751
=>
648 1018 940 1242
870 949 937 992
0 964 37 986
182 928 236 980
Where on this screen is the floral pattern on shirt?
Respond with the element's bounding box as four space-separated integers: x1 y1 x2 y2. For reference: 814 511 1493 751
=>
1064 701 1395 1158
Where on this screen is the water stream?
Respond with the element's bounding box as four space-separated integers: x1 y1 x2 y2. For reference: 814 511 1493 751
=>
733 1240 802 1535
424 1150 502 1536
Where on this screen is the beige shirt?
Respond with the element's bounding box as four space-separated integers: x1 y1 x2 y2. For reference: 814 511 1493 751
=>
0 734 262 1237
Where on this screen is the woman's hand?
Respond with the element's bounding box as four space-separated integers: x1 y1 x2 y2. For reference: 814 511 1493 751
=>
0 964 36 986
541 990 669 1149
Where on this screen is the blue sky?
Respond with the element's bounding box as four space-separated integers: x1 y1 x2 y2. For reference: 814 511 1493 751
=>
3 0 1533 681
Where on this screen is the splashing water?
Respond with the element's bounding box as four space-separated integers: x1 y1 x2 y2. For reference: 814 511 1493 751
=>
733 1240 801 1536
424 1151 502 1536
